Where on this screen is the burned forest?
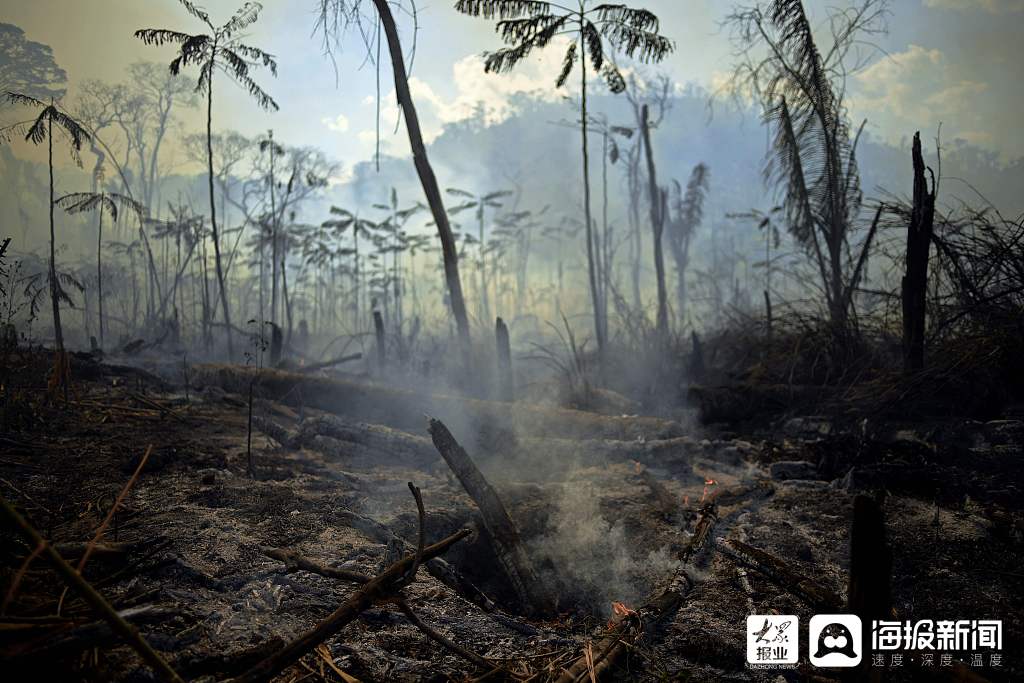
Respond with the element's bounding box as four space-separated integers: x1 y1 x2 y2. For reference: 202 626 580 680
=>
2 0 1024 681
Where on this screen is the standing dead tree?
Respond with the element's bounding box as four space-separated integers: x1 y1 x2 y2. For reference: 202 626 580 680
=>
638 103 669 345
902 131 936 372
727 0 889 346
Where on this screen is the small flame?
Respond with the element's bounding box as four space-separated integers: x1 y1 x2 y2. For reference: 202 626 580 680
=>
700 478 717 503
611 601 637 618
633 460 643 475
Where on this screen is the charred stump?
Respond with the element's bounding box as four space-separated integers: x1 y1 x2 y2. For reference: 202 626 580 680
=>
902 131 936 373
426 417 553 615
495 317 513 402
373 310 386 372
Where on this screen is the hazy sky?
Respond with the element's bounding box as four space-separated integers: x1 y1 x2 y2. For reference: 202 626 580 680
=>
3 0 1023 171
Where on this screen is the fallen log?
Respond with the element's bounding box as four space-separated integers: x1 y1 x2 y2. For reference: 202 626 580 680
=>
195 364 683 441
713 537 843 611
555 503 718 683
254 413 699 474
428 417 553 616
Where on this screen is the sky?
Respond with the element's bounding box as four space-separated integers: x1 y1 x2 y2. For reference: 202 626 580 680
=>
2 0 1023 172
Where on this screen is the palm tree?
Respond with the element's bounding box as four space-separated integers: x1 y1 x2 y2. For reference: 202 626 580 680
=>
445 187 512 324
322 208 379 330
316 0 473 367
54 190 144 350
666 163 710 325
456 0 673 365
136 0 279 356
1 92 91 362
728 0 887 342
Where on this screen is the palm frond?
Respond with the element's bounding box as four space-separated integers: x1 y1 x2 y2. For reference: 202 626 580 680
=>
178 0 214 28
220 2 261 37
133 28 196 46
454 0 552 20
555 42 577 88
4 91 48 109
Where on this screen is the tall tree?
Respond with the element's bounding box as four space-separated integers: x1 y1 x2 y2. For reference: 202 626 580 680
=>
0 24 66 101
136 0 279 356
456 0 673 365
317 0 473 366
1 92 91 363
54 189 144 350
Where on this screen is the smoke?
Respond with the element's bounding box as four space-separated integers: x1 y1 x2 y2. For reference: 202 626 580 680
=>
528 479 680 615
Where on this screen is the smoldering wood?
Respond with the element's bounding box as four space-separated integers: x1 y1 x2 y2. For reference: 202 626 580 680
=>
427 417 553 615
195 364 684 441
555 503 718 683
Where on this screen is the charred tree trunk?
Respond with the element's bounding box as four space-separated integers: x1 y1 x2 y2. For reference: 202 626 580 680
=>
373 309 386 373
205 74 233 357
372 0 471 365
427 418 552 615
847 495 891 681
495 317 513 402
639 105 668 346
578 34 606 369
901 131 936 373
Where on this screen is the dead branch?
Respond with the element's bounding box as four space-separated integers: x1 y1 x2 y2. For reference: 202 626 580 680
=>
713 537 842 611
0 495 184 683
394 598 497 671
260 547 373 583
229 487 470 683
427 417 553 615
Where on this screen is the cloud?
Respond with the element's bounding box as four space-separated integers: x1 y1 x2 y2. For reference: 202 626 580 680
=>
851 45 990 143
923 0 1024 13
321 113 350 133
370 38 579 152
